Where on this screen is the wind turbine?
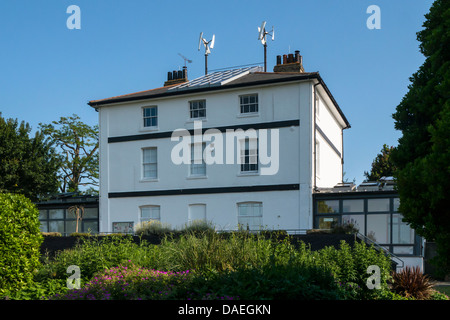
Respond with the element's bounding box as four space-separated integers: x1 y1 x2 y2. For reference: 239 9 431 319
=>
198 32 215 75
257 21 275 72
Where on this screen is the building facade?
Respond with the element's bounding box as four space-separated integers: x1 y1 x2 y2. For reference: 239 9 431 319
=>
88 53 350 234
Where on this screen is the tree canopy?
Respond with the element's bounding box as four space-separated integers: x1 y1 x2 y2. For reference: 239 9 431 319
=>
0 114 60 201
364 144 396 182
391 0 450 275
39 114 99 194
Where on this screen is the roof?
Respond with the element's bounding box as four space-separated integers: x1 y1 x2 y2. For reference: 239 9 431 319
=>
88 67 350 128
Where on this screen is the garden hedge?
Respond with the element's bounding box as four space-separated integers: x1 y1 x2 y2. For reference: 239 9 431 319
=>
0 193 43 295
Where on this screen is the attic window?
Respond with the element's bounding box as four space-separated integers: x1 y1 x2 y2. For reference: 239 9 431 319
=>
189 100 206 119
240 94 258 114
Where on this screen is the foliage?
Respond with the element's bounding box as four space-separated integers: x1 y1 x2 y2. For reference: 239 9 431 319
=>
364 144 396 181
0 114 60 201
49 263 197 300
391 0 450 275
134 220 173 237
313 241 393 299
39 114 99 194
391 266 433 300
0 193 43 297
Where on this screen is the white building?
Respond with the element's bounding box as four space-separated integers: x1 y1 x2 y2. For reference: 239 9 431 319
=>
88 52 350 233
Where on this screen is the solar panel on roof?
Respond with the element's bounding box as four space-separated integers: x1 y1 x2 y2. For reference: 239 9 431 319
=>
168 66 263 91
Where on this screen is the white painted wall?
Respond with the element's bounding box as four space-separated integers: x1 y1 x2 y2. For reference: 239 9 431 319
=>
97 79 344 233
314 86 345 188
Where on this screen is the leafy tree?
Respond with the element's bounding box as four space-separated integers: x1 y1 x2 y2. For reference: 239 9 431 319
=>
39 114 99 194
364 144 396 181
0 114 60 201
391 0 450 275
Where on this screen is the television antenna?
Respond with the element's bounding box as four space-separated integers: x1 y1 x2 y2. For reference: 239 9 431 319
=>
198 32 215 75
178 53 192 68
257 21 275 72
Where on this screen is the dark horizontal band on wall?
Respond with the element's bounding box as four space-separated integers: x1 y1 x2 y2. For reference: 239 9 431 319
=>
108 119 300 143
315 124 341 158
108 183 300 198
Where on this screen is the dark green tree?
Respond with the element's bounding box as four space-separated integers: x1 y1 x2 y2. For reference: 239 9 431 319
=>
39 114 99 194
364 144 396 181
0 114 60 201
391 0 450 275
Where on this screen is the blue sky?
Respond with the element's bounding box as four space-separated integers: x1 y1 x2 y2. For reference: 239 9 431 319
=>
0 0 433 184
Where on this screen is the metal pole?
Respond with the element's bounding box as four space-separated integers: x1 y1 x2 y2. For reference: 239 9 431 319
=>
264 43 267 72
205 54 208 75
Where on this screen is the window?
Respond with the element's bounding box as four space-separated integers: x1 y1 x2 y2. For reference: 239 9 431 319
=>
368 198 390 212
240 94 258 114
143 106 158 128
317 200 339 214
140 206 160 222
188 204 206 224
238 202 262 231
38 207 99 234
342 199 364 213
190 143 206 176
240 138 258 172
189 100 206 119
143 147 157 179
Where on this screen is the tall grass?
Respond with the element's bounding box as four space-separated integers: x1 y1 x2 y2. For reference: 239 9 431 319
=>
31 230 408 300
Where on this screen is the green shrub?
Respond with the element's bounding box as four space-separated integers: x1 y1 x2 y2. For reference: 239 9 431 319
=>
313 241 393 299
0 193 43 297
35 235 150 282
134 220 173 236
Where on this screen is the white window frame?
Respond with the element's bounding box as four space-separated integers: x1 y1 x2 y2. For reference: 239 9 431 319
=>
240 138 259 173
189 142 207 177
189 100 206 119
142 147 157 180
237 202 263 231
239 94 259 115
188 204 207 224
140 205 161 223
142 106 158 129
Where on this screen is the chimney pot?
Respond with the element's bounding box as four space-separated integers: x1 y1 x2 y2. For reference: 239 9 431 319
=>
172 70 178 80
288 53 294 63
276 55 281 65
283 54 287 64
168 72 173 81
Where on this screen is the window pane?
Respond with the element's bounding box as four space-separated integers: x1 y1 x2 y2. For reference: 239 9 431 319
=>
367 214 390 243
342 214 365 234
66 220 77 234
393 246 414 255
392 214 414 244
318 217 338 229
49 220 64 233
49 209 64 219
393 198 400 212
39 210 48 220
189 204 206 223
39 221 48 232
317 200 339 214
83 208 98 219
342 200 364 213
141 206 160 222
368 199 390 212
83 221 99 233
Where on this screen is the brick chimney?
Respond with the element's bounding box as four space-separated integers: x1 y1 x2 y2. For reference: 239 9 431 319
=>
164 66 188 86
273 50 305 73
